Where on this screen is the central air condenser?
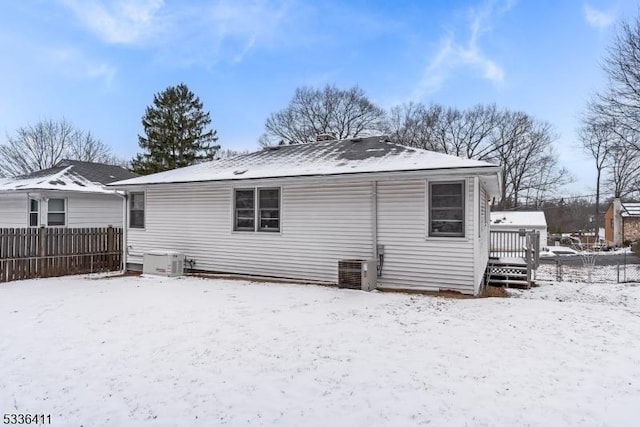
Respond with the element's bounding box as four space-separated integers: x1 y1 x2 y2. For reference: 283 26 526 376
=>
338 259 377 291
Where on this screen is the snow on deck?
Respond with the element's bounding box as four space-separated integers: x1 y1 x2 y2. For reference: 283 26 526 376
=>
0 166 115 194
1 275 639 426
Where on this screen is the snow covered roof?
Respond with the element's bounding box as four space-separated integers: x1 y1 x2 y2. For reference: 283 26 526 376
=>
110 136 500 187
0 160 137 194
490 211 547 228
621 203 640 217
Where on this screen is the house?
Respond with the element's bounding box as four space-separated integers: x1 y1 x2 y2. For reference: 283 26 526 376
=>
0 160 137 228
604 199 640 246
109 136 501 296
490 211 548 250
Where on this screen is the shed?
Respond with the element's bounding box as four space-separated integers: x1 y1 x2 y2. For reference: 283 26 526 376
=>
490 211 548 250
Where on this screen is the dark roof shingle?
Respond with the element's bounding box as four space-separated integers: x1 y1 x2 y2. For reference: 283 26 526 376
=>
19 160 137 184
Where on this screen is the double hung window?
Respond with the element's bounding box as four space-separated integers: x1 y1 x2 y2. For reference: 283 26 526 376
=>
429 182 465 237
234 188 280 232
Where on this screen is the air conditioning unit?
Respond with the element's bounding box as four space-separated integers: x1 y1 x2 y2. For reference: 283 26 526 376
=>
338 259 377 291
143 251 185 277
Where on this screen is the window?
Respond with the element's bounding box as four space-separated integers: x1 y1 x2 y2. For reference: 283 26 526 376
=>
234 187 280 232
130 192 145 228
429 181 465 237
47 198 66 226
29 199 39 227
234 189 255 231
258 188 280 232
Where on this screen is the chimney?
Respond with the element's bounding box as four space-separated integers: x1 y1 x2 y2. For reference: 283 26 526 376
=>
613 198 623 247
316 133 336 142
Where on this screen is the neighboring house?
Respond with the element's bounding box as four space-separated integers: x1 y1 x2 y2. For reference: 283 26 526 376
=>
110 136 501 296
490 211 548 250
604 199 640 246
0 160 137 228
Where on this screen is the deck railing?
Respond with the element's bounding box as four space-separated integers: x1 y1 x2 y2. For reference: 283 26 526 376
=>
490 229 540 271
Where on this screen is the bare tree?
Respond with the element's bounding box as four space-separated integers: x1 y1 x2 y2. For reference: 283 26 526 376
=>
386 102 442 151
0 118 121 177
605 136 640 198
579 108 614 240
387 103 568 208
497 116 569 208
596 15 640 141
67 130 113 163
261 85 386 145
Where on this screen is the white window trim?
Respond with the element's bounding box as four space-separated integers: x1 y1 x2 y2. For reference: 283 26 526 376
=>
129 192 146 230
258 187 281 232
233 188 257 232
27 197 40 228
426 179 467 239
232 186 282 234
46 197 67 228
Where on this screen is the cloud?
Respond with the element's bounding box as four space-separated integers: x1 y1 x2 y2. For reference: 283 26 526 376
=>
59 0 164 45
411 0 514 100
583 4 614 29
48 47 117 86
58 0 294 65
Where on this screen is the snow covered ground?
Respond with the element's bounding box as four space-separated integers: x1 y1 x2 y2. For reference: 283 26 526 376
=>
1 274 640 426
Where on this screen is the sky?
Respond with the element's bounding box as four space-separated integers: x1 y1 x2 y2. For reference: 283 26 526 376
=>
0 0 637 195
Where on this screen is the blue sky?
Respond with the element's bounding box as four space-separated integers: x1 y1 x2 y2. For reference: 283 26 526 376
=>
0 0 636 194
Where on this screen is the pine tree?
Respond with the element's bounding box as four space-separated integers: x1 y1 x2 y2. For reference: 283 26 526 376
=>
132 83 219 175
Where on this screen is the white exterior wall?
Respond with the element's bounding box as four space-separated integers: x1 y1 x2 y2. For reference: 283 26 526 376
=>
66 193 123 227
0 193 28 227
474 182 490 294
127 181 374 282
127 175 489 294
375 177 480 294
0 192 122 228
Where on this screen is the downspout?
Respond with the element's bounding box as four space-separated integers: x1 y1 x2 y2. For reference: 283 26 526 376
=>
116 191 128 273
372 180 383 277
372 180 377 260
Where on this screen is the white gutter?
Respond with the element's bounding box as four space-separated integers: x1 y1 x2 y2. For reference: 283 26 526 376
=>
115 191 128 273
109 166 503 191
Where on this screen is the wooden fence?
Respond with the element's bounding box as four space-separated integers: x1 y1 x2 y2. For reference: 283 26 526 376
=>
0 227 122 283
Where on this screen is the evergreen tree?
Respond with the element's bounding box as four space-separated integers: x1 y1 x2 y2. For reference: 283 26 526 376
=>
132 83 219 175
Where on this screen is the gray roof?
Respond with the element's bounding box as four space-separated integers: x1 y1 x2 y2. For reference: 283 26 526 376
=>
111 136 500 187
18 160 137 184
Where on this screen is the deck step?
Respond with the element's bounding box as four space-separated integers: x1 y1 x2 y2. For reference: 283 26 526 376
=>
486 258 531 289
487 279 530 289
488 279 531 289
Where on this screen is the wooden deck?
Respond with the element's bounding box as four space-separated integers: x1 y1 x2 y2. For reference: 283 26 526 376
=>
486 230 541 289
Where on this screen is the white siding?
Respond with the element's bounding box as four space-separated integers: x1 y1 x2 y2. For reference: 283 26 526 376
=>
474 183 490 294
0 192 123 228
376 178 477 294
66 193 123 227
127 175 490 294
127 181 373 282
0 193 28 227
